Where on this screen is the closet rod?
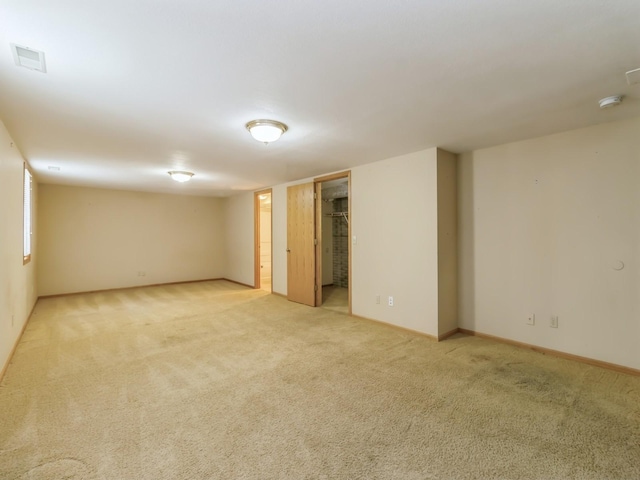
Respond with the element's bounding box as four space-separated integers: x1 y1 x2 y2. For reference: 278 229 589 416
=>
325 212 349 224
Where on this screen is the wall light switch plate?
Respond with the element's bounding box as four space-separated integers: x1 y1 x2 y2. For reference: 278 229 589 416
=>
550 316 559 328
526 314 535 325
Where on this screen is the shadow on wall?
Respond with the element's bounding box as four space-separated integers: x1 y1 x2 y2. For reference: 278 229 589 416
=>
458 152 475 330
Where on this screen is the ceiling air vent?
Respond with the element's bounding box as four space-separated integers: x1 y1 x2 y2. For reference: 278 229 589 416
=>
11 43 46 73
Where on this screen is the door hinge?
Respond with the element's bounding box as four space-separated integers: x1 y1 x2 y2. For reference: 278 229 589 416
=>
314 284 318 292
314 238 318 246
314 192 317 199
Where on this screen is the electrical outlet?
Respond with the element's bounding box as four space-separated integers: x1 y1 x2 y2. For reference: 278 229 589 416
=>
388 296 394 307
138 271 146 277
550 316 559 328
526 314 535 326
376 295 380 304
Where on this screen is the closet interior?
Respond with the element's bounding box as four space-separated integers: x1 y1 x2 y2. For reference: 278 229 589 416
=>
320 179 349 313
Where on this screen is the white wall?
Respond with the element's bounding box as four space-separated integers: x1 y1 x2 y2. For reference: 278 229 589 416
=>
459 116 640 370
38 185 225 296
351 149 440 335
272 183 289 295
259 209 272 280
0 120 37 376
222 193 255 286
225 148 443 336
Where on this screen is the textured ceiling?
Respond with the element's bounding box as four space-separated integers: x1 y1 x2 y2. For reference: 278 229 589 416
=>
1 0 639 196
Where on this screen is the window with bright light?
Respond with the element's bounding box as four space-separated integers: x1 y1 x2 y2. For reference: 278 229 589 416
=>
23 165 32 264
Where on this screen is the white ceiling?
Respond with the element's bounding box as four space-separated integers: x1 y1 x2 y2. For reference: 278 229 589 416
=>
1 0 639 197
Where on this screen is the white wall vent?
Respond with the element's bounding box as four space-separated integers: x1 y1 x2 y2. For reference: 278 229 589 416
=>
11 43 47 73
626 67 640 86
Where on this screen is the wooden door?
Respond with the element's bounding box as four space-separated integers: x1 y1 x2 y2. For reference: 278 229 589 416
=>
287 183 316 306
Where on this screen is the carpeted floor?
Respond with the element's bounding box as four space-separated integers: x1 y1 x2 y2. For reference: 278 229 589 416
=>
1 280 639 479
321 285 349 314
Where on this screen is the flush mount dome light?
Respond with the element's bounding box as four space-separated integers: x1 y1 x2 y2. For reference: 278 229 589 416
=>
599 95 623 109
168 171 194 182
245 119 288 144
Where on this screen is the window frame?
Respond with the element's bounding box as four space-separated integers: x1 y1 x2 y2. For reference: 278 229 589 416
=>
23 163 32 265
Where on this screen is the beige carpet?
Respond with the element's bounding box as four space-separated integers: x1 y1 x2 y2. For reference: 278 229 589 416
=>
1 280 639 480
321 285 349 314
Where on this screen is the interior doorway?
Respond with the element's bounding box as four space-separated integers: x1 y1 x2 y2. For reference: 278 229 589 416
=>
315 172 350 314
254 189 272 292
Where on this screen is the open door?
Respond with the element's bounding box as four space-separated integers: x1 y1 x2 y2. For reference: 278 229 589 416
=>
314 172 351 314
254 189 272 291
287 183 316 306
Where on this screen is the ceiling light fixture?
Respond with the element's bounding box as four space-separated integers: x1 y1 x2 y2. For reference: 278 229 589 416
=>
168 171 194 182
598 95 623 109
245 119 288 144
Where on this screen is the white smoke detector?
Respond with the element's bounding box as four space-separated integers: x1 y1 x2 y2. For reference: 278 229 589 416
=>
598 95 622 109
10 44 47 73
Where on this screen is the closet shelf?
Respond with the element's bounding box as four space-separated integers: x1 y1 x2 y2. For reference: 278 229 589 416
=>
325 212 349 224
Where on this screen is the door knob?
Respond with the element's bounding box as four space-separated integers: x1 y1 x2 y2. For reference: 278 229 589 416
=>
286 248 291 253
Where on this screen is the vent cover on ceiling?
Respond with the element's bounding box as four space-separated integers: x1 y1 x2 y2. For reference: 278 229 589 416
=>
11 43 46 73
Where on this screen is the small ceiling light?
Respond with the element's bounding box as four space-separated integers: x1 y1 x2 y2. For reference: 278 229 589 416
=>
598 95 623 109
168 171 194 182
246 119 288 144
